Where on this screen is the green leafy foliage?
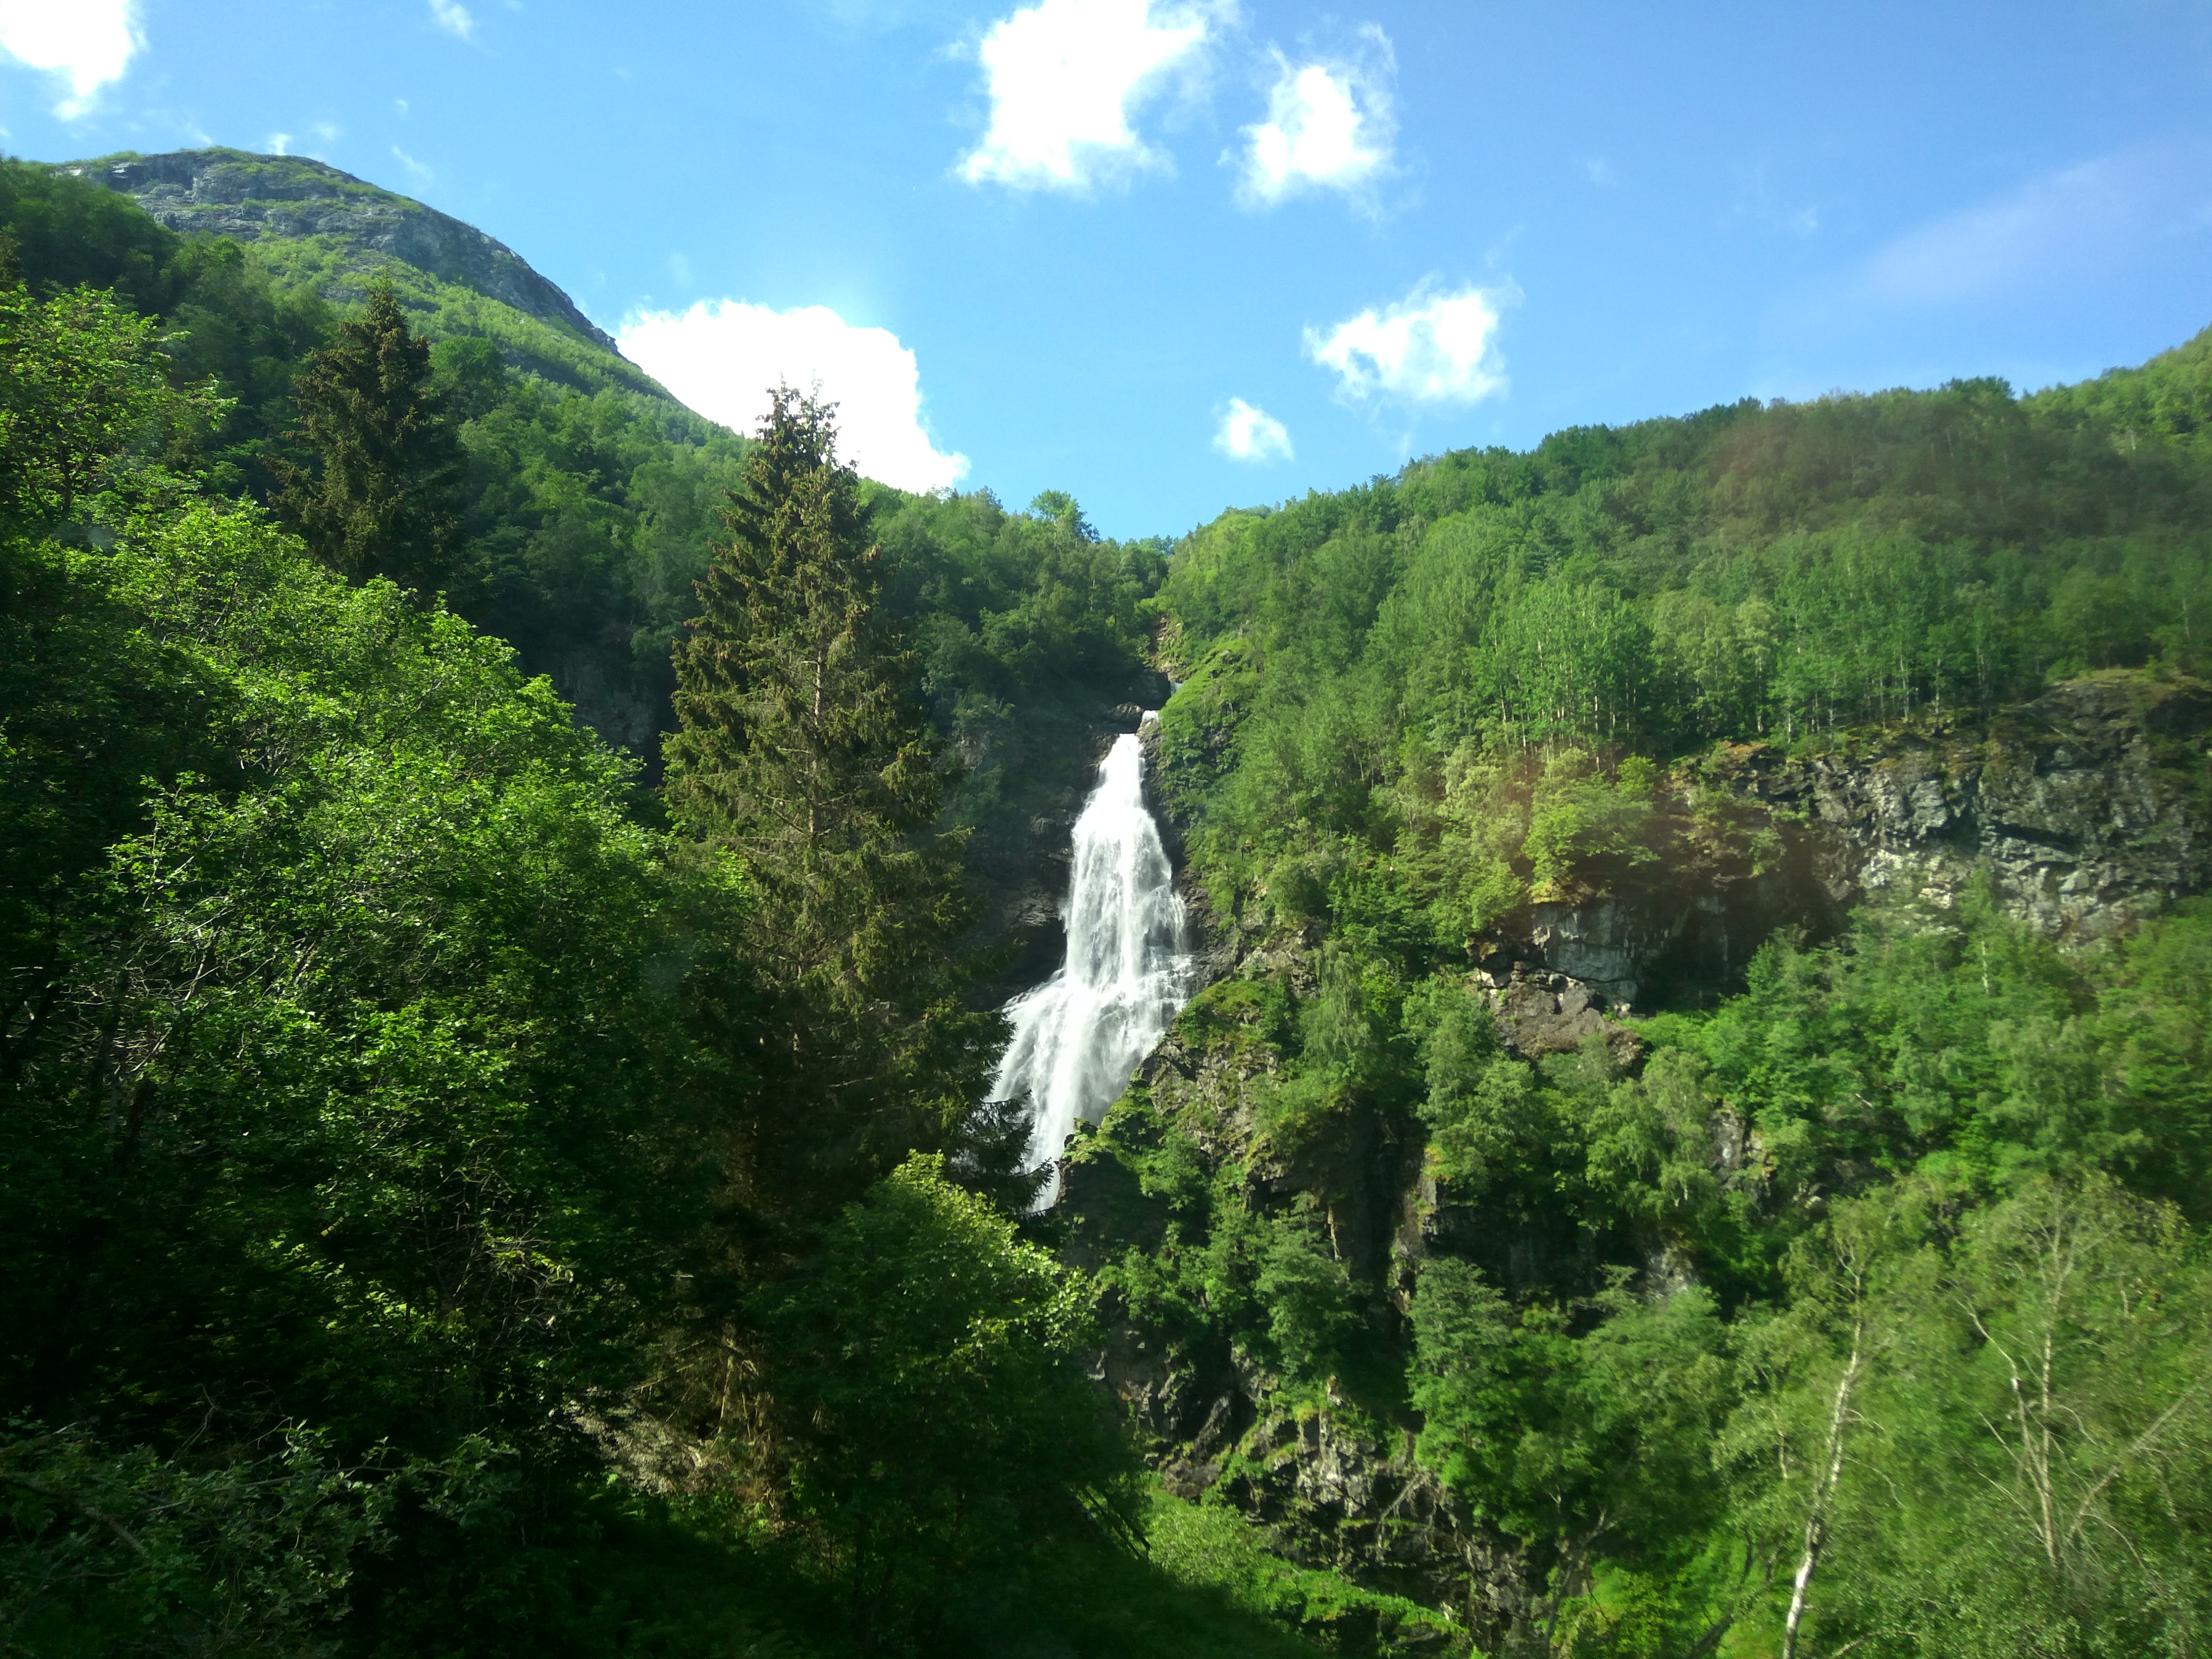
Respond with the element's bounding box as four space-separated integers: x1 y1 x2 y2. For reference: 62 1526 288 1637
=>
0 279 226 525
1154 356 2212 926
1142 1491 1460 1656
0 498 786 1651
1410 1262 1731 1563
1521 751 1658 900
757 1155 1141 1640
0 162 1173 941
12 151 2212 1659
0 266 1229 1659
1255 1221 1362 1383
0 1422 386 1658
0 160 182 312
1707 1176 2212 1659
1119 329 2212 1657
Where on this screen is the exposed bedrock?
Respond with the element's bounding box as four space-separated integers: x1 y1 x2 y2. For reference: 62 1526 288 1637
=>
1490 671 2212 1010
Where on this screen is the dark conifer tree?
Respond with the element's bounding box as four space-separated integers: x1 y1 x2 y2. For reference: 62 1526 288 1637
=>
270 282 465 596
667 387 996 1190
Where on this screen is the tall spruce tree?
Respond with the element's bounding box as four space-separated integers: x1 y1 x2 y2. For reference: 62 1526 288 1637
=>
667 387 993 1188
270 283 464 595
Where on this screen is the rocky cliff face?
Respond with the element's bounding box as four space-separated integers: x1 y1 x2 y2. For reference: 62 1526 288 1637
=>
1719 671 2211 939
63 149 633 364
1059 998 1543 1653
1058 669 2212 1652
1488 671 2212 1010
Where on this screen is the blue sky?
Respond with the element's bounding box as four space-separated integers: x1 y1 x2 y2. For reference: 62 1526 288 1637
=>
4 0 2211 537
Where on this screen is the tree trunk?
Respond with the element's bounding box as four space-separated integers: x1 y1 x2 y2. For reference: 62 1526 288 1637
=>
1782 1321 1863 1659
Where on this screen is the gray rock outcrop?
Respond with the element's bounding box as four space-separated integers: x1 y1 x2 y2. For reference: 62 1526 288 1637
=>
1491 672 2212 1008
1727 671 2211 939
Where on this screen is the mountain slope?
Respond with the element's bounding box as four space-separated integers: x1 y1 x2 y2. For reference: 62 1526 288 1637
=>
13 151 1171 948
1065 311 2212 1653
61 148 661 398
9 137 2212 1659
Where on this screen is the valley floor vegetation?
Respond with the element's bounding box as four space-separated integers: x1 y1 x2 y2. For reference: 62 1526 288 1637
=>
4 154 2211 1658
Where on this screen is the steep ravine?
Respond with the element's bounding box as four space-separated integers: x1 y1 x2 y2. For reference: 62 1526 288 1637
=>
1054 669 2212 1654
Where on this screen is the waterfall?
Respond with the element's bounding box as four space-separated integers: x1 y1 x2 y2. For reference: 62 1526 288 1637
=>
991 722 1196 1201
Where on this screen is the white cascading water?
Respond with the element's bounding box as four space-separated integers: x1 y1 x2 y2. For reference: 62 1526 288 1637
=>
991 721 1197 1202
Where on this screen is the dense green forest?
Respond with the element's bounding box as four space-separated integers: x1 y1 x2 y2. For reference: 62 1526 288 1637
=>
0 158 1330 1658
1102 306 2212 1654
4 151 2212 1658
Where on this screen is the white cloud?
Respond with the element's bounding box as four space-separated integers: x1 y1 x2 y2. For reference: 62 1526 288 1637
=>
0 0 140 117
1305 282 1510 406
1237 29 1394 207
391 146 434 185
959 0 1215 192
429 0 475 40
271 126 337 158
1214 397 1291 463
619 300 969 493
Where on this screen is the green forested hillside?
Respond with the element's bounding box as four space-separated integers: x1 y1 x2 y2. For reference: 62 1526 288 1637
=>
1079 316 2212 1654
1159 357 2210 864
2 154 1163 878
0 259 1326 1659
4 144 2211 1659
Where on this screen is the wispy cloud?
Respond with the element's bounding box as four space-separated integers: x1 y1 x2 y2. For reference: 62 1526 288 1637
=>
429 0 475 41
391 145 434 185
1306 281 1511 407
1735 163 1820 240
958 0 1219 193
1235 26 1394 208
1858 144 2212 308
1214 397 1292 462
0 0 140 117
267 132 294 156
619 300 969 493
